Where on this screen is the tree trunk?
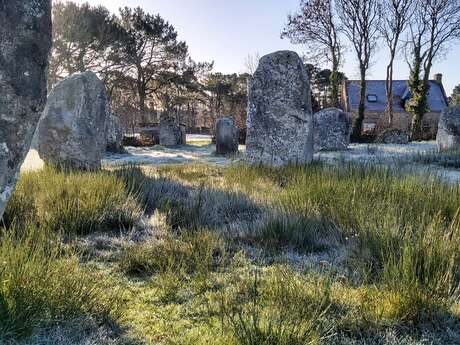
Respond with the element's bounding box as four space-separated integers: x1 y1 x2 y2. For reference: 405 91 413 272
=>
353 65 367 138
385 60 395 128
137 82 147 124
136 64 148 125
330 55 340 108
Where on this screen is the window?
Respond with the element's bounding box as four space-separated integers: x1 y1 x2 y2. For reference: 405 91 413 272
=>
363 123 376 132
367 94 378 102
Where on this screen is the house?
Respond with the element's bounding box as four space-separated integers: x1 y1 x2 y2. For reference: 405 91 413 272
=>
341 74 449 137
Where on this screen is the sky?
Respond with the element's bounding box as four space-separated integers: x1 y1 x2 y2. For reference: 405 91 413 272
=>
72 0 458 94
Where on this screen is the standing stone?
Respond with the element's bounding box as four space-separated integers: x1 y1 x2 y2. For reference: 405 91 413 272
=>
314 108 352 151
246 51 313 166
437 106 460 151
38 72 108 170
375 128 409 145
106 114 124 153
160 117 182 146
0 1 52 219
179 124 187 145
216 117 239 154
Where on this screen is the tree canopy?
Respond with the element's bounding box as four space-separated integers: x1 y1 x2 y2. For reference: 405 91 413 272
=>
50 1 249 131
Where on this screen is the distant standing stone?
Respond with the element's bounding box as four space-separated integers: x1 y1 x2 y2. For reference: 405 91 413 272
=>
179 124 187 145
375 128 409 145
216 117 239 154
437 106 460 151
314 108 352 151
38 71 108 170
0 0 52 219
246 51 313 166
160 118 182 146
106 114 124 153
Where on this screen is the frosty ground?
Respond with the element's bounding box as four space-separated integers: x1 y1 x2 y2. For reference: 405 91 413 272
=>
22 135 460 183
7 134 460 345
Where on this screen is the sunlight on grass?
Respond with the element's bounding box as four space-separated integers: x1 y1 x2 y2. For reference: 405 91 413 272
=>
4 161 460 344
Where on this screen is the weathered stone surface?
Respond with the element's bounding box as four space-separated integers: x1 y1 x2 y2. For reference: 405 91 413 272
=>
375 128 409 145
314 108 352 151
0 0 52 219
106 114 124 153
160 118 182 146
38 71 108 170
246 51 313 166
437 106 460 151
216 117 239 154
179 124 187 145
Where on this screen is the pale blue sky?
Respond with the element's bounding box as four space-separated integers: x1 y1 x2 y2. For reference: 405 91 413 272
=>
73 0 458 94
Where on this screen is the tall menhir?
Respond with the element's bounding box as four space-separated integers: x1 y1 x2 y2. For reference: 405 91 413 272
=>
0 0 52 218
245 51 313 167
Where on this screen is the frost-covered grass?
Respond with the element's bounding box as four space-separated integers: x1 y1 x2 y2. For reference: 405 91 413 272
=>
2 162 460 344
0 225 117 341
412 148 460 168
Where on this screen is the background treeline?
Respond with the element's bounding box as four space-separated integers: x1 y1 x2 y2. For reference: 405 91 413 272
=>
50 1 249 133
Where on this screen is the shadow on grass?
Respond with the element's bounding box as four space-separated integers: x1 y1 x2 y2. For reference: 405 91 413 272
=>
114 165 343 256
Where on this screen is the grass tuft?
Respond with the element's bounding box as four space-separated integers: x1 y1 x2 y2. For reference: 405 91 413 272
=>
4 166 143 235
0 224 116 340
119 230 226 277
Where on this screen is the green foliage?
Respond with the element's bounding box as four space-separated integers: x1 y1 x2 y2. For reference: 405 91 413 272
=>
4 166 142 235
204 73 249 127
50 1 121 85
381 215 460 323
0 224 115 340
405 44 429 140
450 84 460 106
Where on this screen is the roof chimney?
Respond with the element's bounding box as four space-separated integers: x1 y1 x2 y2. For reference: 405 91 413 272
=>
433 73 443 84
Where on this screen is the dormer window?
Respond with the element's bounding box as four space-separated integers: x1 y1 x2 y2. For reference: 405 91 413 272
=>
367 94 378 102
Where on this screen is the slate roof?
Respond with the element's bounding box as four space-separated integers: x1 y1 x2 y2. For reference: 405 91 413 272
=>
344 80 448 113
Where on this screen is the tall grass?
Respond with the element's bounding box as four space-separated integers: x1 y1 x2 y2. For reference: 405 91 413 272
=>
3 160 460 343
412 148 460 168
224 163 460 324
380 214 460 323
218 267 333 345
0 224 116 340
119 230 226 277
4 166 143 235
